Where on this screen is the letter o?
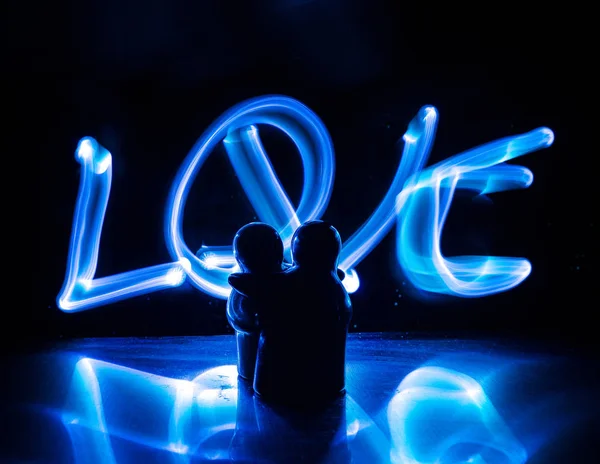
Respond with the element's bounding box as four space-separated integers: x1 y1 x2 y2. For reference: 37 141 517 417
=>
165 95 336 299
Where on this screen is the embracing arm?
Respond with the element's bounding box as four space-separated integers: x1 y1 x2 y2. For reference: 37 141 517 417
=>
226 290 258 333
228 273 257 298
228 272 288 299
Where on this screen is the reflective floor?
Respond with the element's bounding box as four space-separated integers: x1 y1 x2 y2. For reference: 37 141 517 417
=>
2 334 599 463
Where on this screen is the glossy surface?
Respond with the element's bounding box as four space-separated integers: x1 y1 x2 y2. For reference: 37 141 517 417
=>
3 334 598 463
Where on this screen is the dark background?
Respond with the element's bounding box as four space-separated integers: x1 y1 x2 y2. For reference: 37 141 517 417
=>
19 1 592 346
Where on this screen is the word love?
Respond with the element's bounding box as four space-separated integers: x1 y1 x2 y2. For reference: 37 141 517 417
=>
57 95 554 311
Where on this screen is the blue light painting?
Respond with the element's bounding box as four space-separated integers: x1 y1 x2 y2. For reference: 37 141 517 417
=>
57 95 554 311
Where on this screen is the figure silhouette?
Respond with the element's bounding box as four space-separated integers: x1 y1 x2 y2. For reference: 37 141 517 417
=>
229 220 353 410
227 222 285 381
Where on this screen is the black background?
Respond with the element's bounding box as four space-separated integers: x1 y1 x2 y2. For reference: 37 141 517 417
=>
17 1 593 347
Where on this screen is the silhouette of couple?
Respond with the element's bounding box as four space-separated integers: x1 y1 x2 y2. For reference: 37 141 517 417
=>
227 220 353 409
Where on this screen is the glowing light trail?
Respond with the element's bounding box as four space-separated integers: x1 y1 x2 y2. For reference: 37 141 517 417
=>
57 95 553 311
396 127 553 297
57 137 190 312
165 96 335 298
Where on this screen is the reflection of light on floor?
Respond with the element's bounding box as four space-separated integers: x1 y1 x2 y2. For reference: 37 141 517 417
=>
62 359 240 463
387 366 527 464
57 351 585 464
61 357 392 463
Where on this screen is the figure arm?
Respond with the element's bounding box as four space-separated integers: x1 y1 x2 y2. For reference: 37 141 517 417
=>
228 273 262 298
226 291 259 334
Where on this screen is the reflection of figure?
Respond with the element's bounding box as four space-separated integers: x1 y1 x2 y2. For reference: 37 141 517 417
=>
229 377 260 462
230 376 350 464
230 220 353 409
227 223 285 381
254 395 350 464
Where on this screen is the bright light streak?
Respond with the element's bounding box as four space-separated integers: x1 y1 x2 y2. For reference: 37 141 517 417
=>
396 127 553 297
57 137 190 312
57 96 553 311
338 105 437 272
165 96 335 298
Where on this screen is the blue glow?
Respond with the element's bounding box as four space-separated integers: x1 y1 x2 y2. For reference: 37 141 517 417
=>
57 96 554 310
57 137 190 312
395 127 554 297
51 341 594 463
165 96 335 298
338 105 437 272
62 359 239 462
61 358 383 462
387 366 527 464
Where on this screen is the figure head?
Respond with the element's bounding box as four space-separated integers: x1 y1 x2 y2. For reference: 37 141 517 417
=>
291 220 342 271
233 222 284 273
